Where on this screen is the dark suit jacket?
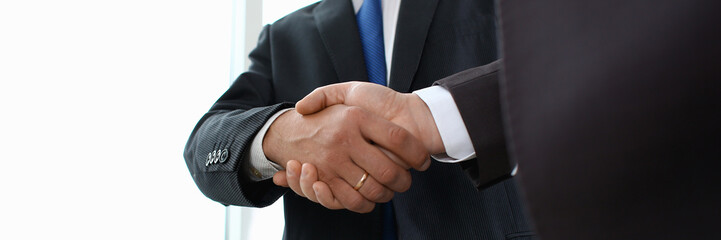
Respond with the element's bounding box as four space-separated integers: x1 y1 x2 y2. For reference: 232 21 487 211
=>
184 0 535 239
437 0 721 239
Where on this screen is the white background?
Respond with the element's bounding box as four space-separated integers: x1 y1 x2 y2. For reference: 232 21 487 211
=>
0 0 316 239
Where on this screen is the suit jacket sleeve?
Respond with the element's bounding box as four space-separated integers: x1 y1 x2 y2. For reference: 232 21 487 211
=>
183 25 292 207
433 60 515 190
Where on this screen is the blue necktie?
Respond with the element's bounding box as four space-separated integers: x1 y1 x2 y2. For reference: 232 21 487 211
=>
357 1 396 239
356 0 387 86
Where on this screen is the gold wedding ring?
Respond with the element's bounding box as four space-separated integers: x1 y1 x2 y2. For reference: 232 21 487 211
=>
353 172 369 190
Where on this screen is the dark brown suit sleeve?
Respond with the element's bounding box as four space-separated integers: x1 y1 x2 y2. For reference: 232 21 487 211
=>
433 60 515 190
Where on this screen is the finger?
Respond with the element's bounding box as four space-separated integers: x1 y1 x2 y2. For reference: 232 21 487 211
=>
300 163 319 203
378 147 407 169
350 143 412 193
312 181 344 210
285 160 305 197
356 175 394 203
353 108 431 171
327 177 375 213
332 160 394 203
296 82 353 115
273 170 289 187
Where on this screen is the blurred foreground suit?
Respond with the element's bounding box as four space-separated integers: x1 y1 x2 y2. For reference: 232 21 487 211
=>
184 0 535 239
434 0 721 239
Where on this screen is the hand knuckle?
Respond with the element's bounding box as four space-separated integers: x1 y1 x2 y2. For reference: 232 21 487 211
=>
377 167 399 184
364 184 387 202
387 125 409 146
415 153 429 168
346 195 366 210
407 153 425 169
394 171 412 192
358 204 374 213
343 106 366 121
398 178 411 192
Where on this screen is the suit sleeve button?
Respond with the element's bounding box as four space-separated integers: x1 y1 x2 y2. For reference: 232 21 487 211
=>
220 149 229 163
205 152 212 166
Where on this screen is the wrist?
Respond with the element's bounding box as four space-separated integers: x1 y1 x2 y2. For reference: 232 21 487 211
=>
408 94 445 154
262 110 296 168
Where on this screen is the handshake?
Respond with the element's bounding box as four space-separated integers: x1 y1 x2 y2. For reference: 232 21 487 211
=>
263 82 446 213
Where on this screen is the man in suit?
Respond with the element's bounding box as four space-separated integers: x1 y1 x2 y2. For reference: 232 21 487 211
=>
184 0 535 239
289 0 721 239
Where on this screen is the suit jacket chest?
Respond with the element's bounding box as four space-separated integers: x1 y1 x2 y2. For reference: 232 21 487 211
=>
270 0 498 101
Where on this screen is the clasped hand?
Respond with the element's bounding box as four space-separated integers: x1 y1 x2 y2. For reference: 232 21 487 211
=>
266 82 443 213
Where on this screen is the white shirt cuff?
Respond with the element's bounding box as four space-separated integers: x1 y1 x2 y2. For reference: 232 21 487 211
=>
243 108 292 181
413 86 476 163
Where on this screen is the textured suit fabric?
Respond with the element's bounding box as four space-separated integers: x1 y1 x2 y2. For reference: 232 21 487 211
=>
184 0 535 239
437 0 721 239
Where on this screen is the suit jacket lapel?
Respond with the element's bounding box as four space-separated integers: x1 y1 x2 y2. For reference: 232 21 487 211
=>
314 0 367 82
388 0 439 92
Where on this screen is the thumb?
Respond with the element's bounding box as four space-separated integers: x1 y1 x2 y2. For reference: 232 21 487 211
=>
273 170 289 187
296 82 353 115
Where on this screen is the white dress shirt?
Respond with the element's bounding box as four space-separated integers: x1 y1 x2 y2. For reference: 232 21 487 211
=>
244 0 477 181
